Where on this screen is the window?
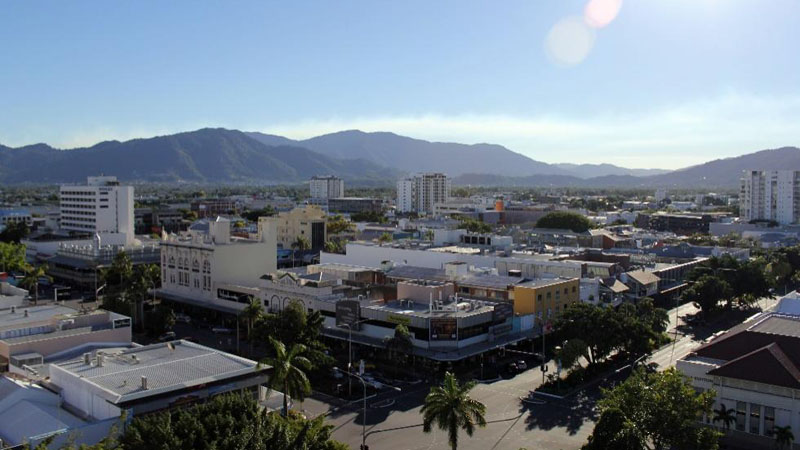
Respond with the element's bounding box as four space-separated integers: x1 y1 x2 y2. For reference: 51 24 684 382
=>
537 294 542 301
572 286 576 293
736 402 746 431
546 292 551 300
749 403 761 435
764 407 775 437
564 288 568 295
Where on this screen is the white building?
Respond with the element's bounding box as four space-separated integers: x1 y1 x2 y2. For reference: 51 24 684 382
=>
396 173 451 214
59 176 134 246
740 170 800 225
309 175 344 200
678 309 800 449
158 217 276 314
655 189 668 203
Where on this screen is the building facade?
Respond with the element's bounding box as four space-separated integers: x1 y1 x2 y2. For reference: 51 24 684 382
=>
258 205 326 251
310 175 344 200
396 173 451 214
740 170 800 225
59 176 134 246
328 197 383 214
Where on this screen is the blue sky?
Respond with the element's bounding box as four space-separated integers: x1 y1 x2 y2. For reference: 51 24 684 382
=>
2 0 799 169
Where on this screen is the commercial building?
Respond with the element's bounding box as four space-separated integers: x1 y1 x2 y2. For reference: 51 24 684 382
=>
0 305 131 374
191 198 238 218
0 341 269 448
678 307 800 449
397 173 451 214
740 170 800 225
310 175 344 200
158 216 276 318
59 176 134 246
258 205 326 251
328 197 383 215
511 278 580 317
0 209 32 229
134 208 184 234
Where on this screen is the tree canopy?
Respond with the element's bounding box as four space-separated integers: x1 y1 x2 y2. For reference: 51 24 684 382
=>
583 368 720 450
535 211 593 233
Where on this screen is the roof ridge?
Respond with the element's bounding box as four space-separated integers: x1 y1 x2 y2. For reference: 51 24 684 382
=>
711 342 800 387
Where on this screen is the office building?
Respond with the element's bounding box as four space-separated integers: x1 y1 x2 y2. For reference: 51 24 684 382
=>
59 176 134 246
397 173 451 214
158 217 276 316
258 205 326 251
310 175 344 200
328 197 383 215
0 209 32 229
740 170 800 225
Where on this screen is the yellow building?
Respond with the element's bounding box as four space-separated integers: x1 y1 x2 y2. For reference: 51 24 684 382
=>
258 205 327 251
512 277 580 319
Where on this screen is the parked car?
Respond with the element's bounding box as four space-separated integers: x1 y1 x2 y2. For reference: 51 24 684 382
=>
158 331 177 342
175 313 192 324
509 360 528 372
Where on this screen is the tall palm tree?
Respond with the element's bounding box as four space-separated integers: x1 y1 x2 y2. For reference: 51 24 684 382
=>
377 232 392 246
775 425 794 450
261 337 312 416
21 264 51 305
242 296 263 355
291 236 310 267
712 404 736 432
421 372 487 450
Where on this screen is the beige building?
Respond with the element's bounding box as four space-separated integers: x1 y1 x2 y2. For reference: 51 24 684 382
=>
0 305 131 374
259 205 326 251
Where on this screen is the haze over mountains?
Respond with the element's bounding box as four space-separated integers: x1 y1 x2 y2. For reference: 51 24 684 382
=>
0 128 798 188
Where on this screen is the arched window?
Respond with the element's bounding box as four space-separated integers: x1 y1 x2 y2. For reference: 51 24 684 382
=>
192 259 200 272
203 260 211 273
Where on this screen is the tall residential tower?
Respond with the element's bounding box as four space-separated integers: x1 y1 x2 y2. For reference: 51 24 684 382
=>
396 173 450 214
740 170 800 225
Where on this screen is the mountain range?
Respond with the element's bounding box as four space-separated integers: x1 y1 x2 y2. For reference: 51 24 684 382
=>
0 128 798 188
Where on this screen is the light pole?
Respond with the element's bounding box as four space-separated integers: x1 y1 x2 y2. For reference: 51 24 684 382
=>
339 319 369 397
534 316 548 384
334 367 400 450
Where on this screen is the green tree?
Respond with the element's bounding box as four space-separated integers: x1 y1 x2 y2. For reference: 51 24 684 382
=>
242 206 277 222
384 324 414 375
421 372 487 450
261 337 312 416
712 404 736 432
119 392 347 450
146 304 175 337
0 221 30 243
377 232 392 245
255 300 333 374
242 296 263 355
20 264 51 305
323 240 343 254
0 242 26 273
556 338 589 372
291 236 311 267
130 263 160 330
682 274 732 319
456 217 492 234
535 211 593 233
583 368 720 450
775 425 794 450
326 215 353 235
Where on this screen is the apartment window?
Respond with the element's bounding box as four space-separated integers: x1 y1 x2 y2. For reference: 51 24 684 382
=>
564 288 568 295
572 286 576 293
749 403 761 435
736 402 746 431
546 292 551 300
537 294 542 301
555 290 560 300
764 407 775 437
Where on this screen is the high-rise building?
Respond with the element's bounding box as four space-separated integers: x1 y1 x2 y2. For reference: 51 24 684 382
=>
740 170 800 225
309 175 344 200
59 176 134 246
396 173 450 214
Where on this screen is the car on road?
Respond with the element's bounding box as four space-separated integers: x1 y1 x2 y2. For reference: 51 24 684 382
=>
158 331 176 342
509 360 528 372
362 375 384 389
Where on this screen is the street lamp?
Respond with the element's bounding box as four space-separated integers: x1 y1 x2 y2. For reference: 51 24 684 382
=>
339 319 369 397
333 367 400 450
533 315 548 384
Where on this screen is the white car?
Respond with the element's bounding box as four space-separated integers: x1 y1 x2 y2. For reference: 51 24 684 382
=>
175 313 191 324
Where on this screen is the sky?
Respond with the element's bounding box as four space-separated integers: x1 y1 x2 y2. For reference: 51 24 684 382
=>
2 0 800 169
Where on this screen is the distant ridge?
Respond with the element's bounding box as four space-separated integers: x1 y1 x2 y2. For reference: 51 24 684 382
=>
0 128 797 188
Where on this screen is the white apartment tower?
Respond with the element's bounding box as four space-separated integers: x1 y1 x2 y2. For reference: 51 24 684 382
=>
59 176 134 246
396 173 451 214
740 170 800 225
309 175 344 199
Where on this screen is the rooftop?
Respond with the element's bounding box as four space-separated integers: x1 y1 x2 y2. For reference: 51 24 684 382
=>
0 305 77 329
53 340 266 404
369 298 496 319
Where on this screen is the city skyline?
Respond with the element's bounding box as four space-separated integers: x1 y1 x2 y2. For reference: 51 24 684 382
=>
2 1 800 169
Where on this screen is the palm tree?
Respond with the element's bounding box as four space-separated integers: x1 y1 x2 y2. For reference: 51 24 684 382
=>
775 425 794 450
384 324 414 376
261 337 312 416
712 404 736 432
378 232 392 246
20 264 51 305
291 236 310 267
242 296 263 355
421 372 487 450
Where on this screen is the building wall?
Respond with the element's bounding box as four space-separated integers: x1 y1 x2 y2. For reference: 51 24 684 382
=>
259 206 326 251
310 176 344 199
512 278 580 317
60 176 134 246
396 173 450 214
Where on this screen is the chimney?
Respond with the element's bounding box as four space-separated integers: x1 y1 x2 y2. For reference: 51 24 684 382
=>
83 353 91 365
141 376 148 390
96 354 104 367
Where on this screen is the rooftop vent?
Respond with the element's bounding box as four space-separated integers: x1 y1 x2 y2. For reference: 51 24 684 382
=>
83 353 91 365
141 376 148 390
10 306 15 314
